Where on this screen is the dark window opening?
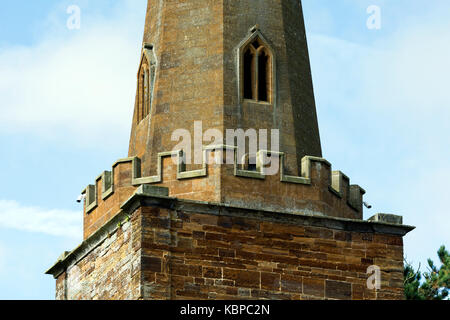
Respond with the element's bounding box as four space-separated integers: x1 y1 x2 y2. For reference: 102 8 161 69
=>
136 47 156 125
244 49 254 100
140 72 145 122
150 66 156 104
242 36 271 103
138 65 153 124
258 52 269 102
248 156 257 171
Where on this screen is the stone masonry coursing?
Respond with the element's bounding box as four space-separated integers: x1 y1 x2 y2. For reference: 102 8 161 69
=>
54 212 142 300
50 192 411 300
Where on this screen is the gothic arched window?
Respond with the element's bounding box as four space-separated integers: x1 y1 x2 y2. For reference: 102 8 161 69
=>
136 44 156 124
241 36 273 103
137 63 149 124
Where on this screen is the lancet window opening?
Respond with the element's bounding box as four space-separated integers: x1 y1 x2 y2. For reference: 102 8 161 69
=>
137 54 155 124
242 36 272 103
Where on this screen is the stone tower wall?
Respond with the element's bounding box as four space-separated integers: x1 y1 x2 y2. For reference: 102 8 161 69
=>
129 0 225 176
80 150 364 239
54 212 142 300
222 0 322 174
52 193 408 300
128 0 322 197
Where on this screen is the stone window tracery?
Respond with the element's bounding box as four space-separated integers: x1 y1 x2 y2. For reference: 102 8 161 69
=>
136 44 156 124
241 34 273 103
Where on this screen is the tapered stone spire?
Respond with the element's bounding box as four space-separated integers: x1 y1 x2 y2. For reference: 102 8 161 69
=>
127 0 323 209
129 0 321 170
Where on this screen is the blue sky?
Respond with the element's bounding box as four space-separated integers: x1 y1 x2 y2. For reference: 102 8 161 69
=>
0 0 448 299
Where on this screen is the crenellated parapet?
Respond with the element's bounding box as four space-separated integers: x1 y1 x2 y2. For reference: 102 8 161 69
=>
81 146 366 239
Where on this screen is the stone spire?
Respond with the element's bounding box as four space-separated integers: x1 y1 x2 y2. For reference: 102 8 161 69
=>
127 0 323 209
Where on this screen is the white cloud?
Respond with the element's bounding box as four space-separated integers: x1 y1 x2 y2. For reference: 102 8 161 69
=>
0 200 82 239
0 1 146 149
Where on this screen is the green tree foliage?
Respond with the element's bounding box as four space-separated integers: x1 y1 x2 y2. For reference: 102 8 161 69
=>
404 261 424 300
404 245 449 300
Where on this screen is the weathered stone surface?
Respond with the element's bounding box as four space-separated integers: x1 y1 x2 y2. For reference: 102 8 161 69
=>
47 0 414 301
51 198 410 300
325 280 352 300
53 214 142 300
369 213 403 225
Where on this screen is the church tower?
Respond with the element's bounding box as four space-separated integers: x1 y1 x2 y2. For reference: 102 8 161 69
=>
46 0 413 300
